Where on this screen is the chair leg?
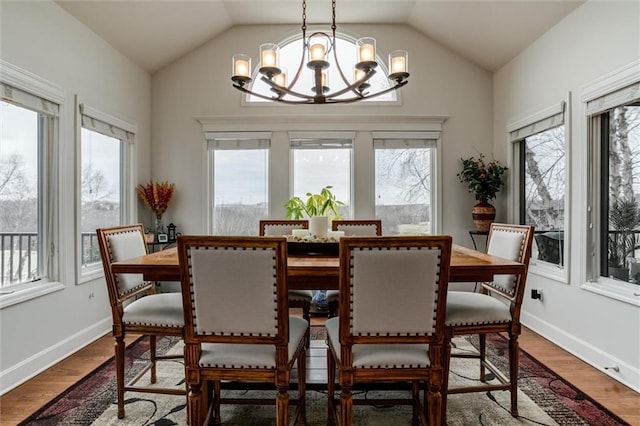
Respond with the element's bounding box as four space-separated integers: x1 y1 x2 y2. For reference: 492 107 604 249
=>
479 333 487 382
297 348 307 425
442 338 452 423
340 384 353 426
188 381 203 426
115 335 126 419
149 335 157 383
411 381 419 425
326 348 337 426
276 385 290 426
509 334 520 417
302 301 311 348
213 380 221 425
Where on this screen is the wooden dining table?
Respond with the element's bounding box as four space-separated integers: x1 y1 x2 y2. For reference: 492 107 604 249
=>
110 243 526 290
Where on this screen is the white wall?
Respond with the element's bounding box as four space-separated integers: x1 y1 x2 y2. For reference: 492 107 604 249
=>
151 24 495 242
0 1 151 394
494 1 640 391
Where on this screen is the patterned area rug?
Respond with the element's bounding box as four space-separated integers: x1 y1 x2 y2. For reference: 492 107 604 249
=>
21 329 629 425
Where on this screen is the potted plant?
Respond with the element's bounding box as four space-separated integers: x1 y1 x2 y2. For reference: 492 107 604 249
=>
457 154 508 231
284 186 344 238
607 199 640 281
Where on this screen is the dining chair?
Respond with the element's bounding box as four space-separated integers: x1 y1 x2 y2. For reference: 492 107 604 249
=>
259 219 313 346
444 223 534 418
96 224 185 420
326 235 453 426
177 235 308 426
326 219 382 317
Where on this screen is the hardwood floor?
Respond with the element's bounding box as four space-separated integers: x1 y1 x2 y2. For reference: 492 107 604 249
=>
1 320 638 425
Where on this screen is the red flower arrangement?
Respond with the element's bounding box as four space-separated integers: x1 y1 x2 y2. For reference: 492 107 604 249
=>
136 181 175 219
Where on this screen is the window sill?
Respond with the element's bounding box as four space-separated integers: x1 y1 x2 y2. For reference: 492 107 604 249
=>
530 261 568 284
0 281 66 309
581 280 640 307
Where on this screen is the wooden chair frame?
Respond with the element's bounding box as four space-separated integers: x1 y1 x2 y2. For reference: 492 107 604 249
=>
444 223 534 418
326 236 453 426
177 236 308 426
96 224 185 420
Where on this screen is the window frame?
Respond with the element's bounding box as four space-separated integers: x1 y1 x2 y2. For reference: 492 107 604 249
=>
0 60 65 308
205 132 272 235
582 59 640 306
75 99 136 284
373 131 439 235
508 97 571 284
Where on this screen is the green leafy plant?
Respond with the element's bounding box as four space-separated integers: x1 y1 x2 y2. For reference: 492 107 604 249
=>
607 199 640 268
457 154 507 201
284 186 344 220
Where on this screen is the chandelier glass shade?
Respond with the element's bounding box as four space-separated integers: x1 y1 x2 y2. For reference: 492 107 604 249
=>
231 0 409 105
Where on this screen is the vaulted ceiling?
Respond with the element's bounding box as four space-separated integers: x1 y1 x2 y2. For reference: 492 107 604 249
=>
56 0 584 74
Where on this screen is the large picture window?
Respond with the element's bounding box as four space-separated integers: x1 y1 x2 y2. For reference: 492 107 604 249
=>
510 101 567 277
374 133 437 235
290 133 353 218
207 133 270 235
0 72 61 292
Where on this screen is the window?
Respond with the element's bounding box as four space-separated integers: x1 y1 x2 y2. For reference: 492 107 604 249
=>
0 69 61 292
596 103 640 284
207 133 270 235
248 36 396 103
583 62 640 300
78 104 135 280
290 132 353 218
374 133 437 235
510 101 567 276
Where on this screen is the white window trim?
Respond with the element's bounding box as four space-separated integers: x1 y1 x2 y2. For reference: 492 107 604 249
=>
75 96 137 284
0 61 65 308
508 94 571 284
581 59 640 306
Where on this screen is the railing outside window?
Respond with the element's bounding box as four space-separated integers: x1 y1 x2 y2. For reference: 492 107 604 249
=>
1 232 100 287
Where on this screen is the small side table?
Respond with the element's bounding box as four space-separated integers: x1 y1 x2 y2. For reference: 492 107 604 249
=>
469 230 489 251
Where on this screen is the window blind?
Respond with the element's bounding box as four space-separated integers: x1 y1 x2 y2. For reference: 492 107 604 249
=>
205 132 272 150
1 82 60 116
80 104 136 143
585 82 640 116
372 131 439 148
508 101 565 142
289 131 355 149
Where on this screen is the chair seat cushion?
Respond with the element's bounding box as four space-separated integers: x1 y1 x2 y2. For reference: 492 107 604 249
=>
326 290 338 302
325 317 430 369
199 316 308 368
123 292 184 327
445 291 511 326
288 289 313 302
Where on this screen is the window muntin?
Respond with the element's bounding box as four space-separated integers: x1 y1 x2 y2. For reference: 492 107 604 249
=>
208 136 270 236
248 36 396 103
375 145 434 235
519 125 566 267
80 128 122 270
291 139 352 218
598 103 640 284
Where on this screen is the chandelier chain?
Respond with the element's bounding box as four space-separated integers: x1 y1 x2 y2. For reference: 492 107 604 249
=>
331 0 337 32
301 0 307 32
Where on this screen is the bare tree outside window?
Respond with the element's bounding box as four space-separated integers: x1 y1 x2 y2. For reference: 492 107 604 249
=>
375 148 432 235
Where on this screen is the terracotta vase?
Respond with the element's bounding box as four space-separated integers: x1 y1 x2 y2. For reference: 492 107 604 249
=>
471 199 496 231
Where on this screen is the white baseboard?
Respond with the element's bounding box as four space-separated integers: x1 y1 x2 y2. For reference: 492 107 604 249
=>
0 318 111 395
521 312 640 393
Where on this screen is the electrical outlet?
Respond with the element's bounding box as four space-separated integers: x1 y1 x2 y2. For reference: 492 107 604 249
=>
531 288 543 300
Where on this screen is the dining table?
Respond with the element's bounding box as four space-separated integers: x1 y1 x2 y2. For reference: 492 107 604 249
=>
110 243 526 290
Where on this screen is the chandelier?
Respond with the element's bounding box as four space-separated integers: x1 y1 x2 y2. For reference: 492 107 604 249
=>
230 0 409 104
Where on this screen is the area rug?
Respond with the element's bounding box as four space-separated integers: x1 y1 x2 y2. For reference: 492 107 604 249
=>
20 329 629 426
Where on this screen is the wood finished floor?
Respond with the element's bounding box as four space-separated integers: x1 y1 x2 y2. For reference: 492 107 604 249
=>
1 314 638 425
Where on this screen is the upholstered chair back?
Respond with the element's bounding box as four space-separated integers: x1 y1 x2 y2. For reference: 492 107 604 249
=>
485 224 533 298
179 236 289 343
332 219 382 236
98 224 150 299
259 219 309 236
339 236 452 343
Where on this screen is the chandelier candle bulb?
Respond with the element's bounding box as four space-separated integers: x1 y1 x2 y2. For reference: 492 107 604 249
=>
389 50 409 76
260 43 278 68
310 43 326 61
356 38 376 63
273 68 287 87
232 54 251 78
